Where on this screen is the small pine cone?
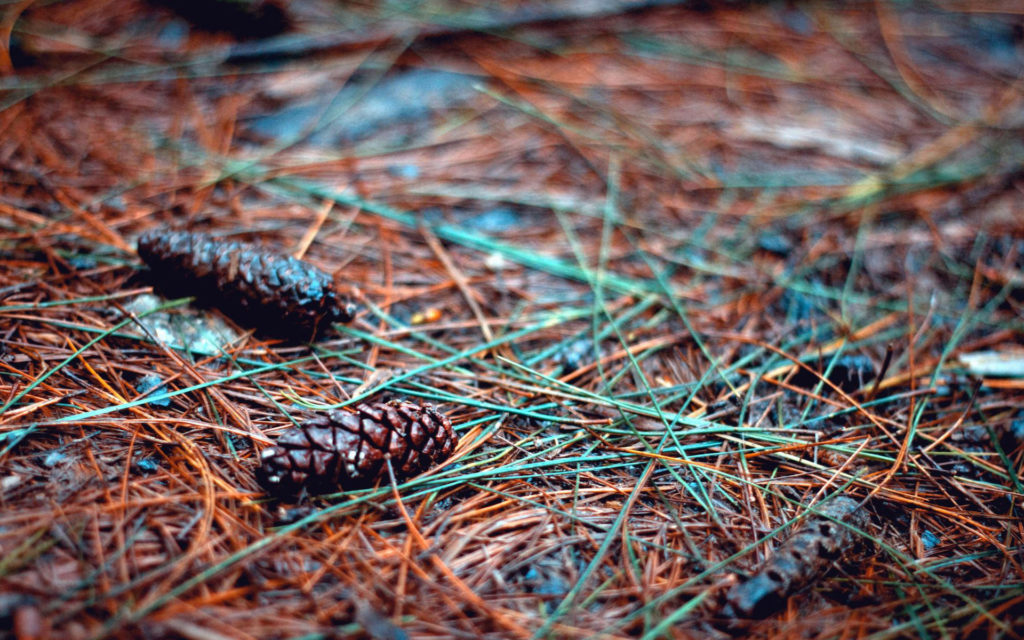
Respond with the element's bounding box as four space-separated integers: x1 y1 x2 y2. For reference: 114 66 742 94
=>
725 496 868 619
137 230 353 339
256 401 456 497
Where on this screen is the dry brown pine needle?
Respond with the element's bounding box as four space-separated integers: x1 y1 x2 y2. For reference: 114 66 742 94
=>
256 401 456 497
137 229 353 339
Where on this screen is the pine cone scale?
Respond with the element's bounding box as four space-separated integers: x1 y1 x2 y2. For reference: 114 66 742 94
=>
360 415 390 451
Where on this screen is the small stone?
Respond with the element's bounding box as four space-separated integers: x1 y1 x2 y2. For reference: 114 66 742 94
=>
484 252 507 272
136 373 171 407
42 451 66 468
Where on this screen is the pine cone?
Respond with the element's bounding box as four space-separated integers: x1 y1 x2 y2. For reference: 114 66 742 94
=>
256 401 456 497
136 230 353 339
725 496 868 619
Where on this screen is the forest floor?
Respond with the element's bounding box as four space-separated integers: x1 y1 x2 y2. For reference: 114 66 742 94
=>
1 1 1023 638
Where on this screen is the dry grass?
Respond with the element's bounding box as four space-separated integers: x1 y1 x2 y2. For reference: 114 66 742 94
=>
1 1 1023 638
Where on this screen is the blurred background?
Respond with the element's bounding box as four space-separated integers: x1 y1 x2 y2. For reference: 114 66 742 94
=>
1 1 1023 638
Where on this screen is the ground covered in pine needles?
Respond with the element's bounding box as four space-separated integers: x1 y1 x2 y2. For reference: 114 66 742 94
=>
1 1 1023 638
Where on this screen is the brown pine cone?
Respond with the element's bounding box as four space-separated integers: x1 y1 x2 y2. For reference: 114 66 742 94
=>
256 401 456 497
136 229 353 340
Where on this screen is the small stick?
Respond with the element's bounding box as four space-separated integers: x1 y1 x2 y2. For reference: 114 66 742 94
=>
866 342 895 401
